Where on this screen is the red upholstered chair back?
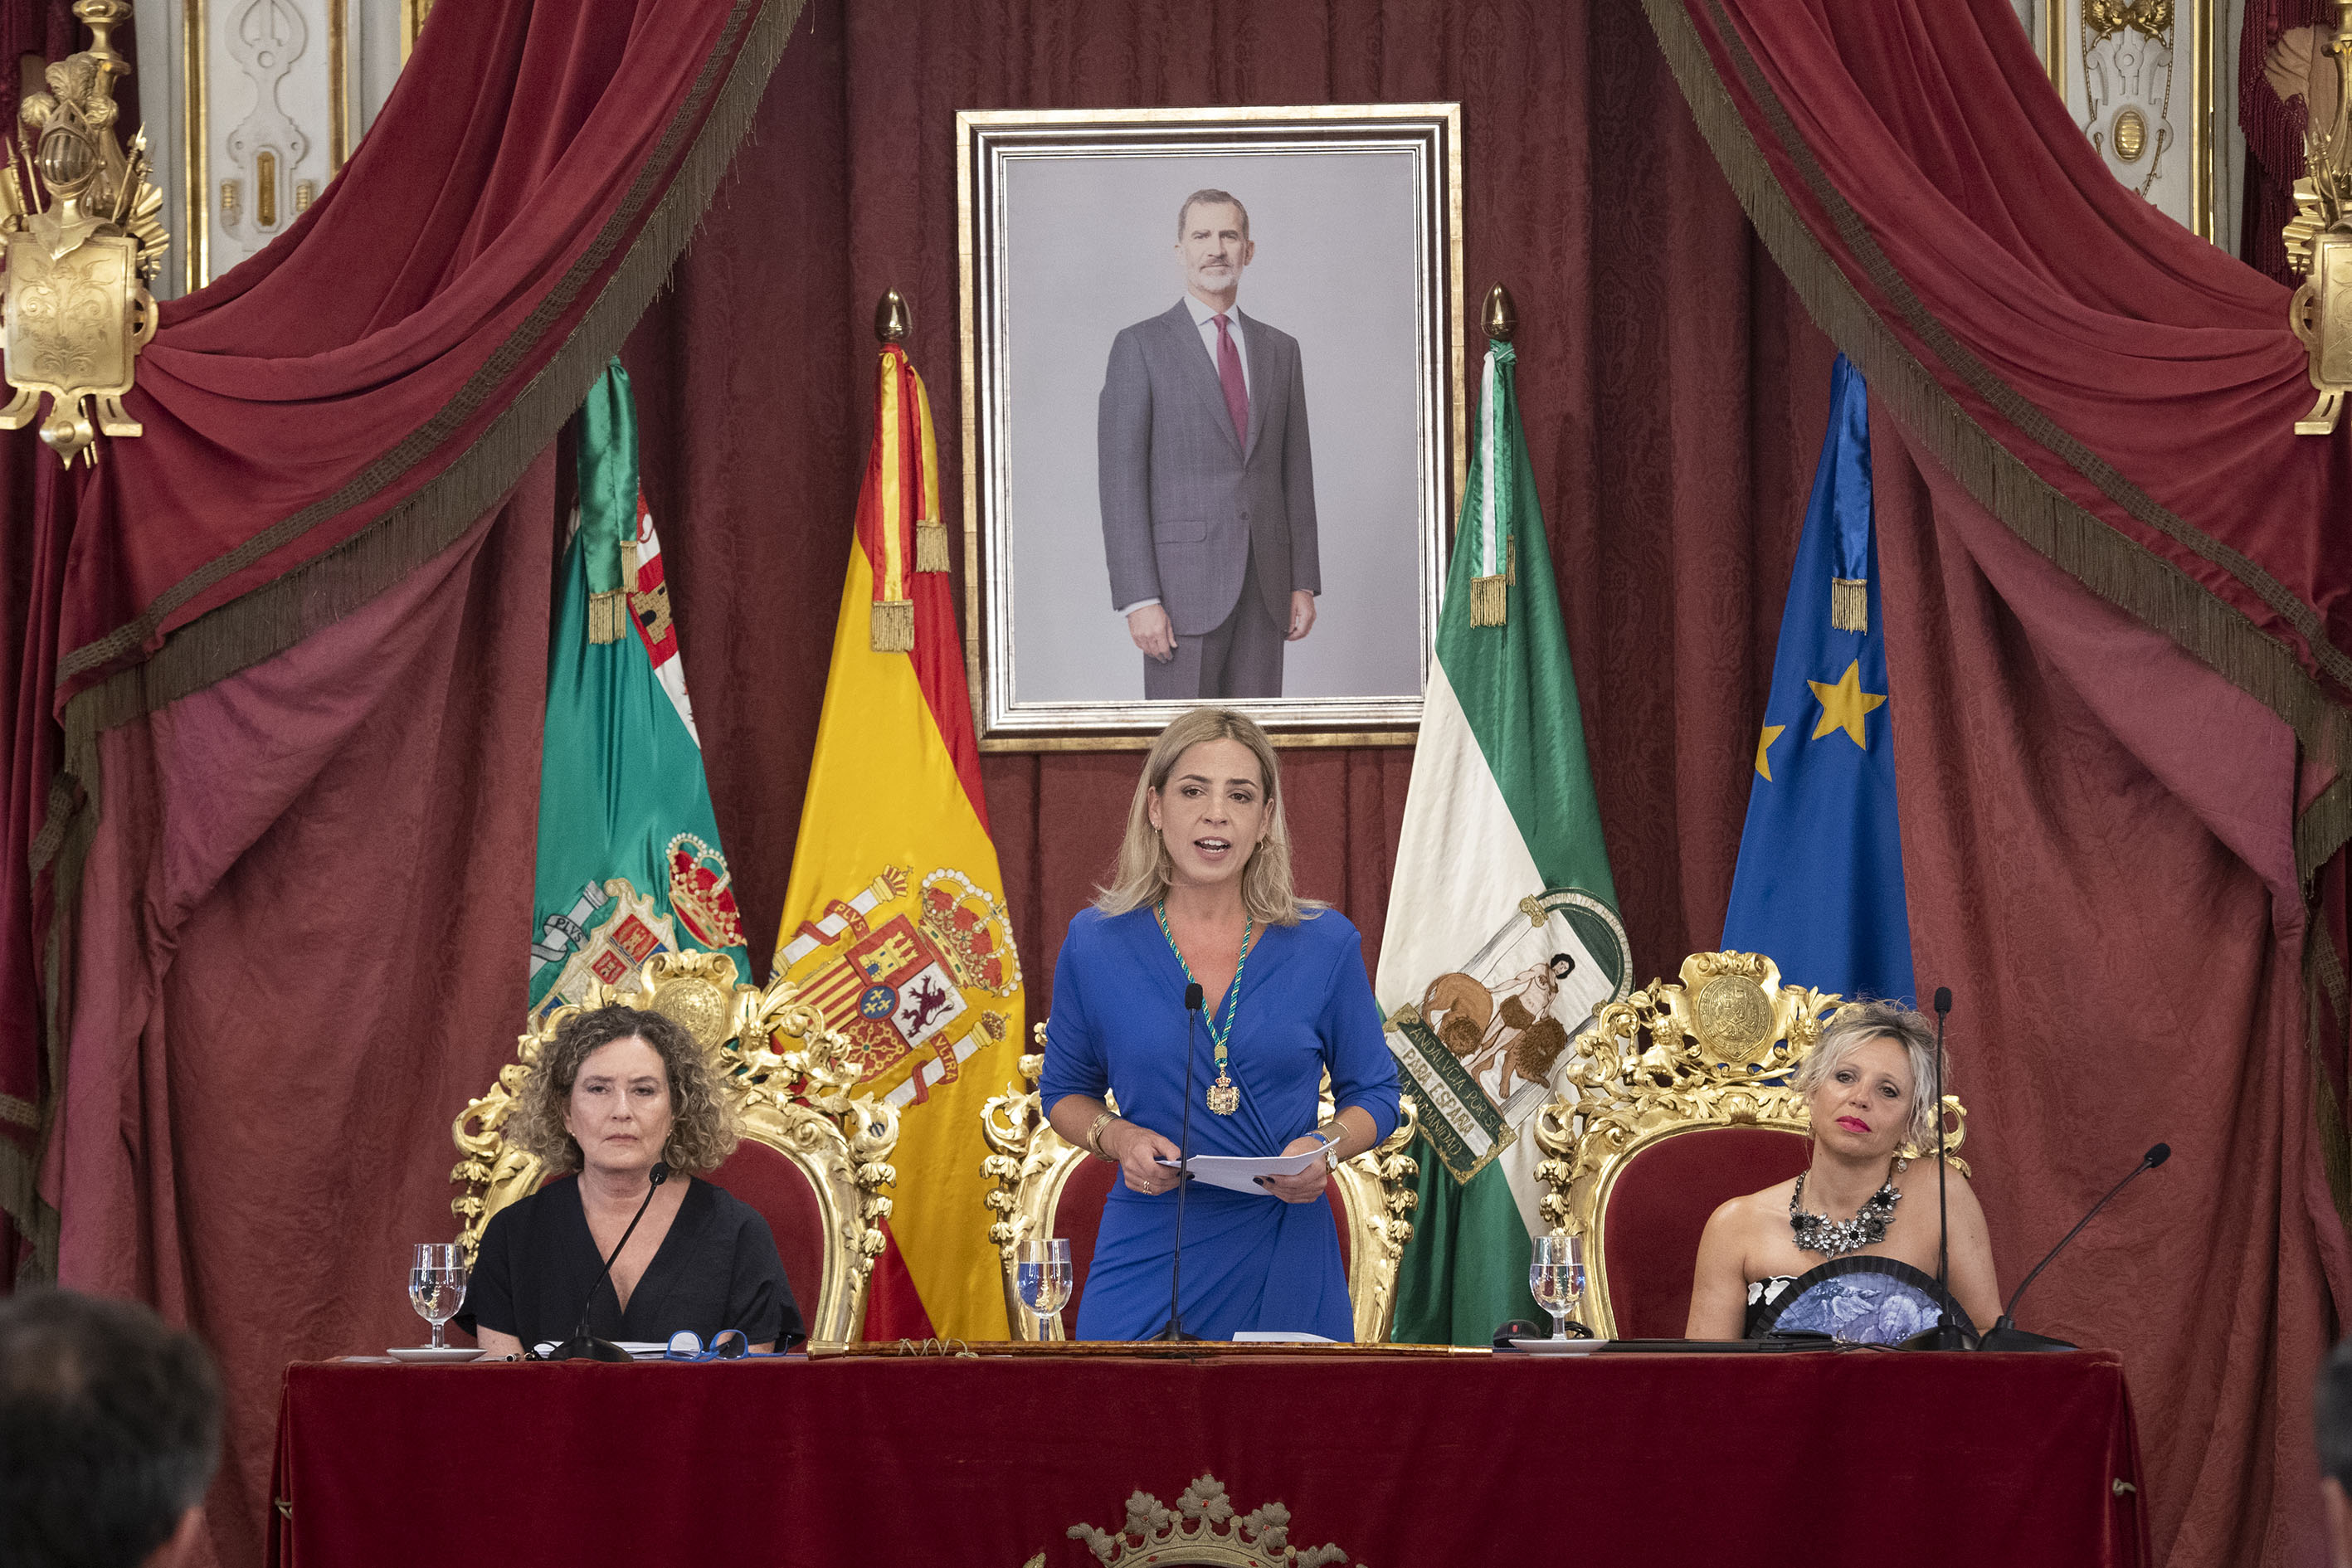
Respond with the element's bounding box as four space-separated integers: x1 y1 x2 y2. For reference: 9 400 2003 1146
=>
706 1142 828 1331
1600 1126 1810 1340
1045 1163 1356 1333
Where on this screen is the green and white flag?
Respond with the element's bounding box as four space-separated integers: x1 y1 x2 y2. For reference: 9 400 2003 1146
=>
1380 338 1632 1346
527 359 750 1013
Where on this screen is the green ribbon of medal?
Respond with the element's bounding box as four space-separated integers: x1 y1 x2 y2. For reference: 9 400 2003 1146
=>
1155 900 1253 1115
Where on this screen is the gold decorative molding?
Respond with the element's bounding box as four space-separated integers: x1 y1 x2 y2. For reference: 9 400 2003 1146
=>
449 948 901 1343
0 0 165 466
2289 2 2352 432
981 1023 1419 1342
1530 951 1966 1337
1025 1473 1364 1568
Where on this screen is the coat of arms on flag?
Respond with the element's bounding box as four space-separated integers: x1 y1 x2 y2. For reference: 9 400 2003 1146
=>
533 878 682 1018
777 864 1020 1110
1387 889 1630 1184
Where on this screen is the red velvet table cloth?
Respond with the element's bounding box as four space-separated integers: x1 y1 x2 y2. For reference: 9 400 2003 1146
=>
269 1348 2148 1566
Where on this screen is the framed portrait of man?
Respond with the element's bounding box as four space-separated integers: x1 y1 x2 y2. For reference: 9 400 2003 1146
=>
957 105 1463 748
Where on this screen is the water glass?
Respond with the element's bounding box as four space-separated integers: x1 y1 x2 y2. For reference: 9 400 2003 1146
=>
1015 1236 1074 1334
407 1243 468 1350
1529 1233 1585 1341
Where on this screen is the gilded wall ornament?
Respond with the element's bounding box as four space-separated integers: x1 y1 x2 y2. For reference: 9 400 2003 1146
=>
0 0 166 466
1022 1474 1363 1568
2289 2 2352 433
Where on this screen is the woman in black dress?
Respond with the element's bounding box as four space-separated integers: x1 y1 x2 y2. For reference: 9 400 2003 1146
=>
1685 1001 1999 1345
465 1005 801 1355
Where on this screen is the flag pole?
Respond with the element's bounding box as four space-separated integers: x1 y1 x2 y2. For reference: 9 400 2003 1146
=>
875 287 911 343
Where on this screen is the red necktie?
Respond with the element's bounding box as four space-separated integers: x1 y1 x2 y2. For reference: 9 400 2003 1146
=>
1214 314 1249 447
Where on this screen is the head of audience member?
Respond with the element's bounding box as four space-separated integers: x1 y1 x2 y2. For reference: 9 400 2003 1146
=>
0 1287 222 1568
1096 705 1313 927
2317 1337 2352 1566
1792 1000 1943 1162
510 1003 738 1184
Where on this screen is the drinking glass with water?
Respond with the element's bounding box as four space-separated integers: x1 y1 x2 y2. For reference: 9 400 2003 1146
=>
1015 1236 1073 1336
1529 1233 1585 1341
408 1243 469 1350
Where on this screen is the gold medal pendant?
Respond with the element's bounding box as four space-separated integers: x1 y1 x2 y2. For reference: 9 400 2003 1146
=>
1206 1074 1239 1116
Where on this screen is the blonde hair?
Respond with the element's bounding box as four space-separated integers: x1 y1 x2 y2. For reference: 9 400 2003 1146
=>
510 1005 740 1176
1793 1000 1945 1152
1095 707 1318 926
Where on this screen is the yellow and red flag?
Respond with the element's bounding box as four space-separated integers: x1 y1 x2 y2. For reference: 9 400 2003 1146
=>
774 341 1021 1340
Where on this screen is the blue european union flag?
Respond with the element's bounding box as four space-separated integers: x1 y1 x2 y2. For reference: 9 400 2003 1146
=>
1721 355 1915 1003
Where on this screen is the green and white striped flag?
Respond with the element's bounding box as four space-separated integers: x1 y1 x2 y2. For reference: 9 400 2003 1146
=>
1379 338 1632 1346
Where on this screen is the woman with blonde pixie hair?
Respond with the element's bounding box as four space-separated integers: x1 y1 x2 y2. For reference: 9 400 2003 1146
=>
1042 708 1400 1341
1686 1000 2000 1344
461 1005 802 1356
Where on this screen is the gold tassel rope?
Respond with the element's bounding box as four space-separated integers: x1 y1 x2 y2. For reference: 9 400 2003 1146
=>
870 598 914 652
1830 577 1868 633
587 591 629 644
914 517 950 573
1469 575 1507 626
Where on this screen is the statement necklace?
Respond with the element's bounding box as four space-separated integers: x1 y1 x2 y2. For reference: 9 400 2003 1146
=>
1789 1161 1904 1259
1154 899 1254 1115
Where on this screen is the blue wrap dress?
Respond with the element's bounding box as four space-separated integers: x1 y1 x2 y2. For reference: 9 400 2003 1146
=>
1041 904 1401 1342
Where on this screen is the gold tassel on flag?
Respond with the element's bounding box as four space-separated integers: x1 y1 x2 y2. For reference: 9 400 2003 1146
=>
911 358 949 574
1831 577 1868 633
1468 536 1516 626
871 598 915 651
587 590 629 643
915 518 950 573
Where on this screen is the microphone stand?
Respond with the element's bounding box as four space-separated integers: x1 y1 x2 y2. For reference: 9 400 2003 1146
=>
1902 987 1970 1351
546 1161 670 1362
1979 1144 2169 1352
1157 982 1205 1342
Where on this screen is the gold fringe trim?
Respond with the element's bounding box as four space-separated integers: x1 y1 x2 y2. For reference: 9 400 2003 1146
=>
870 598 914 652
914 518 950 573
11 0 807 1254
587 590 630 644
1468 574 1507 626
2311 956 2352 1227
1644 0 2352 791
1831 577 1868 633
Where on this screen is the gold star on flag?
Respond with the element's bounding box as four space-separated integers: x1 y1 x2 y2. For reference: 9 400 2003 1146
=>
1807 660 1887 749
1755 723 1785 781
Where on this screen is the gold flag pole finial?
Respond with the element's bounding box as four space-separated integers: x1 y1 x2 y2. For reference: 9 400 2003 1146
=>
874 288 911 344
1482 282 1517 343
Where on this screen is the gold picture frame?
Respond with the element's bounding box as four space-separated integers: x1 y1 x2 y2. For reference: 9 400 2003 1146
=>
957 105 1464 752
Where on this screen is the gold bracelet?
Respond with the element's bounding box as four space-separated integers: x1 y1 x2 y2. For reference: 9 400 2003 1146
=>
1084 1111 1119 1162
1316 1122 1348 1162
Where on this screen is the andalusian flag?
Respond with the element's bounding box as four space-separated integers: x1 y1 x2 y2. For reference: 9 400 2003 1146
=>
1378 337 1632 1346
1722 355 1915 1000
528 360 748 1010
773 339 1024 1342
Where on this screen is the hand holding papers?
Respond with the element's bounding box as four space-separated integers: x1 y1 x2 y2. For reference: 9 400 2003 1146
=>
1154 1146 1332 1197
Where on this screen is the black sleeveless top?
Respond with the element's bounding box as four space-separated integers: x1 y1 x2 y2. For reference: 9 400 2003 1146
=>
1745 1257 1976 1345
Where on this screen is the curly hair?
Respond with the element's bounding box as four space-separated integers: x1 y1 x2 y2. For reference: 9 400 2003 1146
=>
509 1004 739 1176
1793 999 1945 1152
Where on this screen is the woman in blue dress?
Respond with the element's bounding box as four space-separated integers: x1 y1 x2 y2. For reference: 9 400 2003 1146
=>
1685 1001 2002 1344
1040 708 1400 1342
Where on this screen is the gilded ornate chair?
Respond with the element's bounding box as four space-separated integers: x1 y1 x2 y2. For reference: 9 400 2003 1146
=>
981 1025 1422 1342
450 950 901 1343
1531 952 1967 1339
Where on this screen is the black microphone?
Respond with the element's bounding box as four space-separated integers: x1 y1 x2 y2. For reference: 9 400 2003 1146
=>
1901 987 1969 1351
546 1161 670 1362
1157 982 1205 1342
1979 1142 2170 1352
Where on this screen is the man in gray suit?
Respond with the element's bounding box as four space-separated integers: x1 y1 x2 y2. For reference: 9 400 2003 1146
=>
1099 190 1318 699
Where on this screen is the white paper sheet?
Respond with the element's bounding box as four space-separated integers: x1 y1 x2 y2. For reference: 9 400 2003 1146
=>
1153 1146 1329 1195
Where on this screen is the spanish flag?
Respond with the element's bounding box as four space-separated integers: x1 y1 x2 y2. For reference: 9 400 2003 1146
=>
773 338 1022 1341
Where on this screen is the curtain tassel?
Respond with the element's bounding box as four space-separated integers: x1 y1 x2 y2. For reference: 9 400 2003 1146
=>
914 517 950 573
870 598 915 652
587 591 630 644
1830 577 1868 633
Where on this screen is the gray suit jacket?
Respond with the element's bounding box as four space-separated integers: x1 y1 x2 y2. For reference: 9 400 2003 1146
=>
1098 301 1319 636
